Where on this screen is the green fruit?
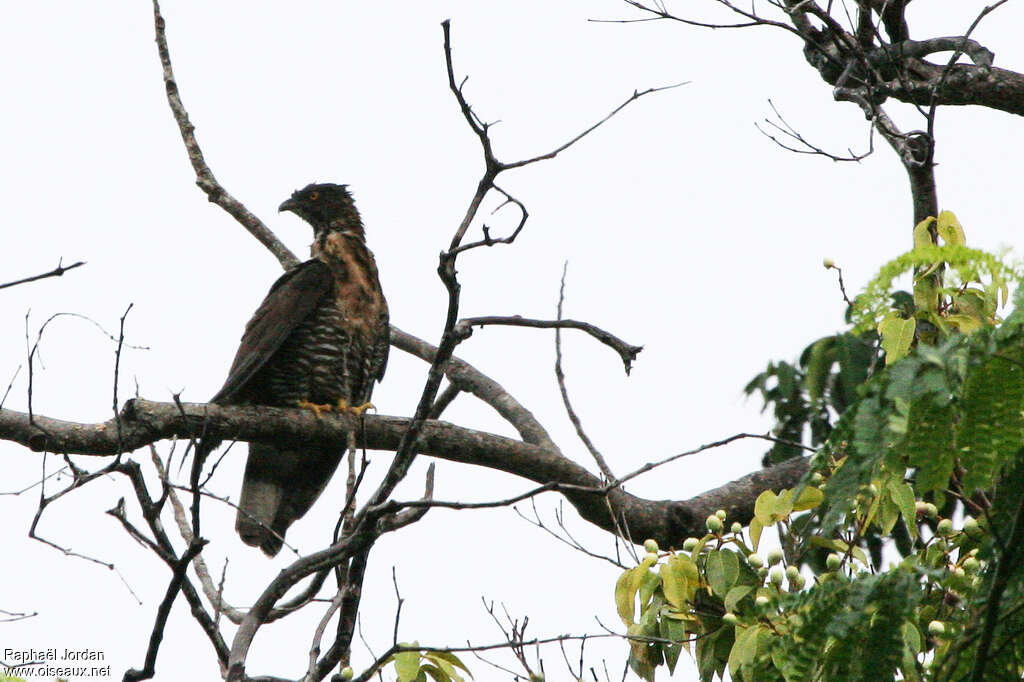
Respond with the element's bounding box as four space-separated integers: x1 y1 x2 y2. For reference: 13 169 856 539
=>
928 620 946 637
644 552 659 564
769 567 784 585
683 537 699 551
747 553 764 568
937 518 954 536
785 566 800 581
339 667 354 680
826 553 842 570
643 539 659 553
767 548 784 566
706 515 724 533
722 612 739 625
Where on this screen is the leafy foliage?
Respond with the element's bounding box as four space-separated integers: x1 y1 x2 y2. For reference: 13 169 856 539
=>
383 646 472 682
621 217 1024 680
744 322 879 465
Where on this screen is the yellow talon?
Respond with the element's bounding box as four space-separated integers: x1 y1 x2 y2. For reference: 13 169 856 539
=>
337 399 375 416
298 399 333 418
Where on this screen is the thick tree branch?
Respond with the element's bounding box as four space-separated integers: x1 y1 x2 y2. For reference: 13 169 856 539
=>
390 326 556 451
0 400 807 547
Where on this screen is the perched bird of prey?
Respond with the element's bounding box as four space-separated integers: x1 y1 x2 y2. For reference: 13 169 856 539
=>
201 183 389 556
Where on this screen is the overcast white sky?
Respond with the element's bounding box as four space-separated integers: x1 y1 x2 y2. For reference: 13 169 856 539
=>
1 2 1021 681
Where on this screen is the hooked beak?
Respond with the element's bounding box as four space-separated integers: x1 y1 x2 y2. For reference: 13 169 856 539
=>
278 197 298 213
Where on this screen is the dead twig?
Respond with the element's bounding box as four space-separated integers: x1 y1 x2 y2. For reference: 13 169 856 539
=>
553 264 617 482
455 314 642 375
0 259 85 291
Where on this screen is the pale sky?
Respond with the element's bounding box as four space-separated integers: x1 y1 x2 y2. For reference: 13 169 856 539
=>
1 2 1020 681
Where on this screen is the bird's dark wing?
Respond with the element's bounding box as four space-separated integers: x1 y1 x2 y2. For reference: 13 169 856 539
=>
211 260 333 404
372 306 390 384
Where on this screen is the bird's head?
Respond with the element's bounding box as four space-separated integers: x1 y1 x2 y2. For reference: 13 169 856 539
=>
279 183 364 237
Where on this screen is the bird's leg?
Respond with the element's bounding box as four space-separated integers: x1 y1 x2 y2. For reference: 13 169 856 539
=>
297 398 334 418
336 399 375 417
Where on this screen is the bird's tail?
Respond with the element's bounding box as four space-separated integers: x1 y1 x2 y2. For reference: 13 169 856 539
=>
235 442 344 557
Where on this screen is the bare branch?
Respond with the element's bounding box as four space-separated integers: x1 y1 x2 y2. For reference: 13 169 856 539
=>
615 431 813 488
823 260 854 306
150 0 299 270
503 82 688 171
0 608 37 623
390 326 556 450
0 364 20 410
391 567 404 646
756 99 875 161
515 499 629 569
454 315 642 375
427 383 462 420
154 447 330 624
123 539 208 682
446 185 529 257
594 0 797 33
0 259 85 291
925 3 1007 132
553 265 616 482
306 590 345 682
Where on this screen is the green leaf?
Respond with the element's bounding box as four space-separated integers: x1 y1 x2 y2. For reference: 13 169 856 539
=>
912 217 936 249
792 486 824 511
749 518 764 551
425 652 472 678
725 585 754 613
697 627 733 682
945 313 985 334
803 337 836 402
875 493 900 535
902 621 922 654
754 490 778 525
902 395 955 495
615 567 642 625
958 346 1024 492
660 554 698 609
773 489 796 518
889 481 918 540
936 210 966 246
627 624 660 682
659 614 687 673
395 650 422 682
419 664 452 682
878 313 916 365
638 566 661 613
727 624 761 678
705 550 740 597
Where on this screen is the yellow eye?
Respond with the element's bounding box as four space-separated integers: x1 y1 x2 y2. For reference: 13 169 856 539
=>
309 191 320 201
